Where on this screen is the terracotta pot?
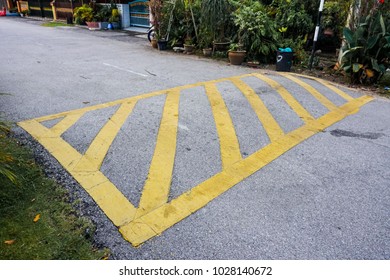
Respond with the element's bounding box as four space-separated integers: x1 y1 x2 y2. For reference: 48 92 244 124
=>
228 51 246 65
184 44 195 54
203 48 212 56
151 38 158 49
86 22 100 30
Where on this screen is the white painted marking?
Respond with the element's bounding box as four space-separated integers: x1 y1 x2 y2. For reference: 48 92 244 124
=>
103 63 148 77
178 123 190 131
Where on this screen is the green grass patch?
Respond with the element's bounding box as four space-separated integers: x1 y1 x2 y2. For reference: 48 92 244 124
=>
41 22 72 27
0 121 108 260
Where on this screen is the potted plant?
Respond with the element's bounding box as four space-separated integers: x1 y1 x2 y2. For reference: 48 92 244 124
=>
228 43 246 65
150 0 168 50
109 6 120 30
183 37 195 54
200 0 233 51
73 4 98 29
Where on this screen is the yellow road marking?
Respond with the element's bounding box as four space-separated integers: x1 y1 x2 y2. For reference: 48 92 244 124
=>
50 113 84 137
280 73 339 111
73 102 137 172
289 73 355 101
252 73 315 123
230 77 285 142
17 73 373 246
205 83 242 169
136 90 180 218
121 95 374 246
18 119 137 226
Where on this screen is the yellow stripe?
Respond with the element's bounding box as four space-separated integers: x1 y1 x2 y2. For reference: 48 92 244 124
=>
31 74 254 124
18 119 137 226
73 102 136 172
252 73 314 123
279 73 339 111
136 90 180 218
230 77 285 142
50 113 84 137
204 83 242 169
120 95 374 246
300 75 354 101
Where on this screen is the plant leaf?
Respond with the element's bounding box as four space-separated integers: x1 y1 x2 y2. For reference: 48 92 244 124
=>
343 27 354 46
371 58 381 72
33 214 41 223
380 14 386 36
353 63 363 73
367 35 379 50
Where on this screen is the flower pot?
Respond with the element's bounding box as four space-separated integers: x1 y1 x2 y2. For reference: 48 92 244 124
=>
184 44 195 54
203 48 212 57
86 22 100 31
157 40 168 51
151 38 158 49
228 51 246 65
213 41 230 52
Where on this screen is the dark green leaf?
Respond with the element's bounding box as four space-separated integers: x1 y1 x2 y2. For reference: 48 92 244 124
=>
367 35 379 50
343 27 354 46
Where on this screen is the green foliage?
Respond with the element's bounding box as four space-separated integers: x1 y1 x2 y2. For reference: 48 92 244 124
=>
200 0 235 41
231 0 278 62
0 117 17 185
341 9 390 84
0 129 108 259
73 4 94 24
270 0 314 39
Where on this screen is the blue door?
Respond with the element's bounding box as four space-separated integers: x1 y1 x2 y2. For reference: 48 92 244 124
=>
129 0 150 28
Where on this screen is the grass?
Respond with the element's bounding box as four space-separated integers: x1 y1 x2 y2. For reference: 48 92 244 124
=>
41 22 72 27
0 120 108 260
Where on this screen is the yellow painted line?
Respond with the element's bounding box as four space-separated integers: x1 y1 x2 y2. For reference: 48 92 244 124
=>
279 73 339 111
290 73 354 101
31 74 253 124
120 95 374 246
73 101 136 172
50 113 84 137
204 83 242 169
136 90 180 218
230 77 285 142
252 73 314 123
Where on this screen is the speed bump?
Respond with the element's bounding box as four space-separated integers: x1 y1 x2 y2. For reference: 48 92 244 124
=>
18 73 373 246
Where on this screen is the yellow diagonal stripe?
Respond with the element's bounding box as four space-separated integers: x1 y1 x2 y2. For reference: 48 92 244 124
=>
279 73 338 111
252 73 314 123
50 113 85 137
299 75 355 101
230 77 285 142
136 90 180 218
204 83 242 169
73 102 137 172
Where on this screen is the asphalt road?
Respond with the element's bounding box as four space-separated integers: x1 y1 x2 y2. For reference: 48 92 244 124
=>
1 17 389 260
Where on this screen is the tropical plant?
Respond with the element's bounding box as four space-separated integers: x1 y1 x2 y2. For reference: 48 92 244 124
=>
73 4 95 24
269 0 314 39
231 0 279 62
200 0 234 42
341 8 390 84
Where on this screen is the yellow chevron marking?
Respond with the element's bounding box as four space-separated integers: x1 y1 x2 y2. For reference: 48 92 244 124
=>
18 73 373 246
